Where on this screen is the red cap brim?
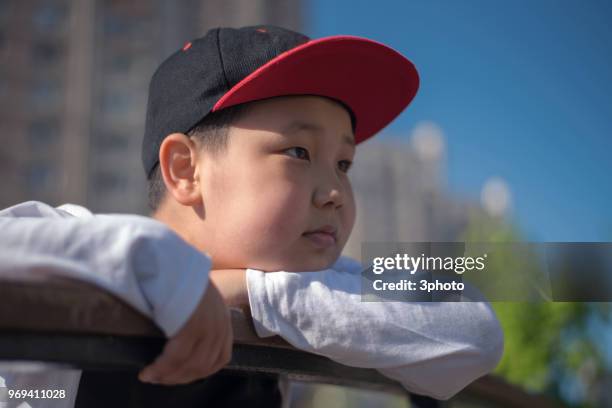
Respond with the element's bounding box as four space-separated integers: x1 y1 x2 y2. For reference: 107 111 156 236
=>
213 35 419 144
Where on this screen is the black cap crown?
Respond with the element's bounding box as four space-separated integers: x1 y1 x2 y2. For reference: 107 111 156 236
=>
142 25 309 177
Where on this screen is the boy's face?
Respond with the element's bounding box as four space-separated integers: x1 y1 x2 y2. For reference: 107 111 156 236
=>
197 96 356 272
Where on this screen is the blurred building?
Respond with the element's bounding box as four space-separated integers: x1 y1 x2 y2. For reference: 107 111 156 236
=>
0 0 303 212
343 124 485 259
0 0 487 249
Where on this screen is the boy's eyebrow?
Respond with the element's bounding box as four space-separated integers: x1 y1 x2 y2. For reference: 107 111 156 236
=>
282 120 356 147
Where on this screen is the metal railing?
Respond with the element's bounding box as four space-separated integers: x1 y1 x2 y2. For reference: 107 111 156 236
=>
0 273 560 407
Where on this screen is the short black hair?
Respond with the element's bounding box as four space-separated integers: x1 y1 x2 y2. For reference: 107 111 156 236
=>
146 103 251 212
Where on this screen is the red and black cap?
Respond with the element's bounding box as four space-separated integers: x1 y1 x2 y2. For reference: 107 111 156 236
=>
142 25 419 177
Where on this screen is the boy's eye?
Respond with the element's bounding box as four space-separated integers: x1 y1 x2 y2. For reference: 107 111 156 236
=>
338 160 353 173
284 147 311 161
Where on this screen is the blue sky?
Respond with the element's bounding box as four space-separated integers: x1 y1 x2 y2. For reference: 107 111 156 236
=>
307 0 612 242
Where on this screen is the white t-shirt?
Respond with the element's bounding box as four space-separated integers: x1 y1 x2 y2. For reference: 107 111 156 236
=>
0 201 504 407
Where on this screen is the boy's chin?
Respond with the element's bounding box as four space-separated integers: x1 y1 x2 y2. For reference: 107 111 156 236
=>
211 255 338 272
248 255 339 273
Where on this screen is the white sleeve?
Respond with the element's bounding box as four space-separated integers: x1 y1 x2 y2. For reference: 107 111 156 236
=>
246 257 504 400
0 201 211 337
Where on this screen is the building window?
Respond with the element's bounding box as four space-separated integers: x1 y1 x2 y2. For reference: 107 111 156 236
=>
95 131 129 151
28 118 60 149
30 80 62 108
32 42 63 65
24 162 55 192
103 13 130 37
101 91 130 116
0 1 11 23
33 3 68 33
94 171 127 192
110 54 132 73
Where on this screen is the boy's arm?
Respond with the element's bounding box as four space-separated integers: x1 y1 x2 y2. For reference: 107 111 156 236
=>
209 269 250 309
0 201 232 384
211 261 503 401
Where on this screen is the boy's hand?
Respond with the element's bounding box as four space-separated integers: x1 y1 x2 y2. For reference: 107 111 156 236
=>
209 269 249 309
138 281 233 385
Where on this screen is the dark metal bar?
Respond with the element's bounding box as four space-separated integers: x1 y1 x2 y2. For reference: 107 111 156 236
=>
0 330 406 393
0 274 559 407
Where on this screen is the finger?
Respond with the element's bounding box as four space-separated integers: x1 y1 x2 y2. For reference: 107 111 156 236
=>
211 320 234 372
199 300 233 375
138 336 196 383
159 339 215 385
202 322 232 377
162 323 228 384
162 316 233 385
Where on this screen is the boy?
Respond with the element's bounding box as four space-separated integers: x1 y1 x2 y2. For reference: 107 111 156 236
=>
0 26 503 406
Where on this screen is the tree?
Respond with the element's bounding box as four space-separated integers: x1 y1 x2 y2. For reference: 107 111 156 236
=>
461 210 611 408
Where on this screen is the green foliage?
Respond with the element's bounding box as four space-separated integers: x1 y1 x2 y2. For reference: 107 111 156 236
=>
460 210 610 407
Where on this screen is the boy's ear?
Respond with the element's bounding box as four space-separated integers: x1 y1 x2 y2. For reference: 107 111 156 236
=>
158 133 202 206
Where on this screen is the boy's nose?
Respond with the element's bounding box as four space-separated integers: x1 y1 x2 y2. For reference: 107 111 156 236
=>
313 184 344 209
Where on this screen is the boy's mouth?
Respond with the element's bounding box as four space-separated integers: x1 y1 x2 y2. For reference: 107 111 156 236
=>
303 225 338 248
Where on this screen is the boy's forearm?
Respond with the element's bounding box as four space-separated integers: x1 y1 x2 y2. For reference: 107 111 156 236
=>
244 266 504 400
0 204 212 338
209 269 249 310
